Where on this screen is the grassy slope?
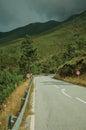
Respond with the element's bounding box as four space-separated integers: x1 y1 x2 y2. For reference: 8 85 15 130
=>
0 20 60 45
0 79 30 130
0 10 86 54
33 10 86 58
0 10 86 81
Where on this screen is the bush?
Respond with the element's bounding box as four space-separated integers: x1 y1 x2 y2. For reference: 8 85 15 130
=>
57 56 86 77
0 68 23 105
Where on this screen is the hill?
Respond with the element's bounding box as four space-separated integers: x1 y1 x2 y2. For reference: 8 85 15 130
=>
33 10 86 57
0 10 86 74
0 20 60 44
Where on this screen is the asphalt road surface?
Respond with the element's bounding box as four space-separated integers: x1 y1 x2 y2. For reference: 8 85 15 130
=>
34 75 86 130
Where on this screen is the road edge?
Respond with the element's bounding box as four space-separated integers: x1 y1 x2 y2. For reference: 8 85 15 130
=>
30 79 35 130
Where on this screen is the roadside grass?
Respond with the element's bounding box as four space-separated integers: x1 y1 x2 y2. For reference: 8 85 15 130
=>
0 79 30 130
54 74 86 87
19 84 34 130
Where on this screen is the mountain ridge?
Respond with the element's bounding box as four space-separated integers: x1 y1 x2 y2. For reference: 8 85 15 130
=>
0 20 60 43
0 10 86 44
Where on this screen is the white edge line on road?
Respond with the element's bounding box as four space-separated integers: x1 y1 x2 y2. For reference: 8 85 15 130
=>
30 115 35 130
30 81 35 130
76 97 86 104
61 88 72 98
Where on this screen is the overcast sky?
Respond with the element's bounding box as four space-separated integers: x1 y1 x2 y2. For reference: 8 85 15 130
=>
0 0 86 32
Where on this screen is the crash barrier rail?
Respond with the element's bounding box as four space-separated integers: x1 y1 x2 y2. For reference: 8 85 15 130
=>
7 76 33 130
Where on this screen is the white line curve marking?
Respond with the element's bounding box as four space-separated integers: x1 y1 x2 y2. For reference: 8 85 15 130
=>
61 88 72 98
76 97 86 104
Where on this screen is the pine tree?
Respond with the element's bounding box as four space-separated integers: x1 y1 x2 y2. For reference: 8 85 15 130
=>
18 36 37 75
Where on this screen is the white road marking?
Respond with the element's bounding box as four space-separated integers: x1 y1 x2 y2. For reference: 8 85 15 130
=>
30 81 35 130
61 88 72 98
30 115 35 130
76 97 86 104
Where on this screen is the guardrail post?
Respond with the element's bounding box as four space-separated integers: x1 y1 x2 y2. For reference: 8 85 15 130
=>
7 115 12 130
24 90 28 98
7 115 17 130
20 97 26 112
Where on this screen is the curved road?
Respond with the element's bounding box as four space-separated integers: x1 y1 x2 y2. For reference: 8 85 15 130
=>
34 75 86 130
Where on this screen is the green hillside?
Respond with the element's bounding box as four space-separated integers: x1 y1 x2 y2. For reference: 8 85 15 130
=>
0 10 86 77
0 10 86 68
33 10 86 59
0 20 60 45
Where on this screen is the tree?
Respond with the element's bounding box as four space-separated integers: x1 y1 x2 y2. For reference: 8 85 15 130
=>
76 37 86 50
61 42 77 62
18 36 37 75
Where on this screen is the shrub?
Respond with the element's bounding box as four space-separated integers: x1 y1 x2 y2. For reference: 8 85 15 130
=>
57 56 86 77
0 68 23 105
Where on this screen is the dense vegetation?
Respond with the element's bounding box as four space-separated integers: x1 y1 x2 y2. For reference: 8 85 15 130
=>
57 56 86 77
18 36 38 75
0 68 23 105
0 10 86 105
0 37 37 105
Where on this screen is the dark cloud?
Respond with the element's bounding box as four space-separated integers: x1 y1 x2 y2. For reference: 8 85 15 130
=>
0 0 86 31
0 1 16 24
0 0 48 31
30 0 86 20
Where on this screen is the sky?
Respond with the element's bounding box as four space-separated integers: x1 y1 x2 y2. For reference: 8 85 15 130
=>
0 0 86 32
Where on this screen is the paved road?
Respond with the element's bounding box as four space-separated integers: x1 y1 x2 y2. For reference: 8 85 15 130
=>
34 75 86 130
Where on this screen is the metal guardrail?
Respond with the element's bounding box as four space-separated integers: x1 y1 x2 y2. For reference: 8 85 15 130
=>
7 76 33 130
